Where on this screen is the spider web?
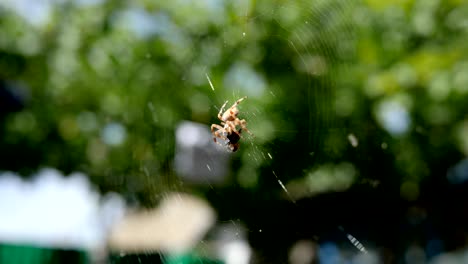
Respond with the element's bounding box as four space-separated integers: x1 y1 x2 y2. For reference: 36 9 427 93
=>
0 0 451 263
202 1 356 199
0 0 367 262
190 1 367 263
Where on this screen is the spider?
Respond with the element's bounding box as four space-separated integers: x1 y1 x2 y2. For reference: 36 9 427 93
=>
211 96 253 152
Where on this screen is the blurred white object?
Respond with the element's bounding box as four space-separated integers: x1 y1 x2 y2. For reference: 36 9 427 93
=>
108 192 216 254
175 121 230 184
375 99 411 136
429 247 468 264
101 122 127 146
289 240 317 264
221 240 251 264
211 223 251 264
0 168 125 250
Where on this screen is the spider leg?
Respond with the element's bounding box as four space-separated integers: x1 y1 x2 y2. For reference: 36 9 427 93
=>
217 101 229 120
214 131 227 144
211 124 226 144
237 119 254 136
230 96 247 108
226 121 238 134
211 124 224 132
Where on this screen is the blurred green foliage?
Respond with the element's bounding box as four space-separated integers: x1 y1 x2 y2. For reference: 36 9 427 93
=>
0 0 467 208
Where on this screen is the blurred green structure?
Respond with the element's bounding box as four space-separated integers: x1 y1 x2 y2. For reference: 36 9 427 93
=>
0 243 88 264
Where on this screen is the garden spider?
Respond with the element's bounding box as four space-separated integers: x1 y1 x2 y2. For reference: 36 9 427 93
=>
211 96 253 152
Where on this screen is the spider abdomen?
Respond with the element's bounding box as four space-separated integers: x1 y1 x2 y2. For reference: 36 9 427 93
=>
227 131 241 144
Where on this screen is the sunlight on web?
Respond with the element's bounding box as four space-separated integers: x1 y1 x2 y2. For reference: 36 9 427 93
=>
175 0 366 262
273 170 296 204
199 0 361 204
205 72 215 91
